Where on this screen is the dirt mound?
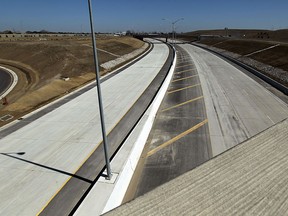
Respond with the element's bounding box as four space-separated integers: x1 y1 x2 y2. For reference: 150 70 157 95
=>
182 29 288 43
0 36 145 125
195 39 288 87
0 36 143 88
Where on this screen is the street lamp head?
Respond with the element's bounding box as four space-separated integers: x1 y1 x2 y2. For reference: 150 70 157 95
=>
172 18 184 24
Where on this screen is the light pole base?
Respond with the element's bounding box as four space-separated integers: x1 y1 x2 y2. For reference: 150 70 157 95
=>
99 172 118 184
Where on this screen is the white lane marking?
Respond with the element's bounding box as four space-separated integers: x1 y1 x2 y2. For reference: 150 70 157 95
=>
266 115 275 124
0 66 18 100
0 114 14 121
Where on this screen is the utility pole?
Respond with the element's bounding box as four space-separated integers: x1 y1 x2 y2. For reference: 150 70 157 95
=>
87 0 112 180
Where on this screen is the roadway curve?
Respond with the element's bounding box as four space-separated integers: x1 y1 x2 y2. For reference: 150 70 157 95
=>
183 44 288 156
0 67 12 97
128 45 211 198
128 43 288 201
0 39 173 216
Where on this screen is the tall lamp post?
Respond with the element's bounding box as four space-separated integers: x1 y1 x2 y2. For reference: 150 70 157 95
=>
87 0 112 180
162 18 184 44
172 18 184 43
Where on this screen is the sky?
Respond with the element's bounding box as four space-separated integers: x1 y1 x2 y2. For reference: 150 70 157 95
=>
1 0 288 33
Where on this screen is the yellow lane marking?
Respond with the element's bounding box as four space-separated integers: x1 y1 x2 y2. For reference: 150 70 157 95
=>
36 177 72 215
36 87 145 215
147 119 208 157
176 61 191 65
168 84 201 94
36 142 102 216
172 75 198 83
175 68 196 75
176 64 194 68
162 96 204 112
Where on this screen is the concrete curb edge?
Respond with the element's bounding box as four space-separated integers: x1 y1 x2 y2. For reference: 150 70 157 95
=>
102 46 177 213
0 66 18 100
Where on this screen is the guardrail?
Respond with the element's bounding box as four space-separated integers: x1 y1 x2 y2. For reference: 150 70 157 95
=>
192 43 288 96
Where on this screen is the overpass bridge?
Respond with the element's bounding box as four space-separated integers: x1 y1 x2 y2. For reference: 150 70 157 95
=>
133 33 170 42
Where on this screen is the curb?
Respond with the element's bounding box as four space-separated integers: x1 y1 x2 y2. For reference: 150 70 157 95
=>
102 46 177 214
192 43 288 95
0 42 152 130
0 66 18 100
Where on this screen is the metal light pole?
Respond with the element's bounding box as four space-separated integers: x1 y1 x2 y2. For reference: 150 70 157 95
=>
171 18 184 44
87 0 112 180
162 18 172 42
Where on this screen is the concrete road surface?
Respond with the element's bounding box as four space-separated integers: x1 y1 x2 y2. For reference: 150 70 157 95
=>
0 39 170 215
127 43 288 202
183 44 288 156
105 118 288 216
127 45 211 199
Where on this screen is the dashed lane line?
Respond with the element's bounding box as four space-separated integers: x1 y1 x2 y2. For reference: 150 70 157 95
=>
172 75 199 83
175 68 197 75
168 84 201 94
175 64 195 69
146 119 208 157
161 96 204 112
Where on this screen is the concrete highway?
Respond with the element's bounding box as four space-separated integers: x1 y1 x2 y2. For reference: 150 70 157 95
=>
126 45 211 198
106 119 288 216
0 67 12 97
127 42 288 201
184 44 288 156
0 39 171 215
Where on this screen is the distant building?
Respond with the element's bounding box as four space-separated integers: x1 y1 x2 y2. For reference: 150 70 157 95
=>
114 31 127 36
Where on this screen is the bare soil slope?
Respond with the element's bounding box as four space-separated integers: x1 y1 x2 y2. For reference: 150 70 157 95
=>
198 39 288 85
182 29 288 42
180 29 288 87
0 36 145 125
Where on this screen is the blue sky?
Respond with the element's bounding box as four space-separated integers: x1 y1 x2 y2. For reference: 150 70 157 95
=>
1 0 288 33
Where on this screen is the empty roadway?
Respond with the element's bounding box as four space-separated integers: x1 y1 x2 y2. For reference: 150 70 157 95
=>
183 44 288 156
126 42 288 202
0 39 170 215
127 45 211 199
106 118 288 216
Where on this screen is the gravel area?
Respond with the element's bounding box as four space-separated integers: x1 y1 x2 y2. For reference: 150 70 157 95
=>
101 43 149 70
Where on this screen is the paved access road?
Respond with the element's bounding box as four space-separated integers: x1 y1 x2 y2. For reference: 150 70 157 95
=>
0 67 12 97
128 45 211 198
106 119 288 216
183 44 288 156
128 43 288 201
0 39 170 215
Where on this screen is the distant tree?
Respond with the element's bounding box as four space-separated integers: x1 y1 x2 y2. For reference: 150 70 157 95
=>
40 29 50 34
126 30 132 35
3 30 13 34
